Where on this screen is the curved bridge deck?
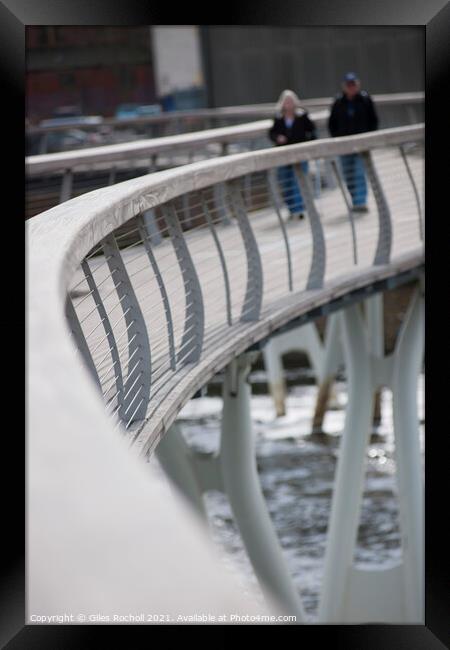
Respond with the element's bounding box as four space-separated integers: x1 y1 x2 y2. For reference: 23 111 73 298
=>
27 122 425 623
66 142 423 454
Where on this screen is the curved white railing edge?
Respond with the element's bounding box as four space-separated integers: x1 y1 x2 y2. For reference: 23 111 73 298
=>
27 127 429 630
28 123 424 459
27 264 271 619
25 118 273 174
26 93 425 176
26 91 425 135
27 121 425 620
29 123 425 284
132 250 424 457
25 112 329 176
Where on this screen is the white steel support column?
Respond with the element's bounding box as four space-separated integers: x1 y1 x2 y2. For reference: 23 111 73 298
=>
220 354 305 621
155 287 423 624
319 285 424 623
367 293 384 358
263 337 287 417
391 286 424 622
318 303 373 622
312 313 342 432
321 313 342 381
155 423 207 518
367 293 384 425
263 314 343 428
262 322 325 418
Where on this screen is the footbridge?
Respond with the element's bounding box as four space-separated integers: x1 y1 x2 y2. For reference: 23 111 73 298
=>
27 91 423 152
28 122 424 623
25 91 423 217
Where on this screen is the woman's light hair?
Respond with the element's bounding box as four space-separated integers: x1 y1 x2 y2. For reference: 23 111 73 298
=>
275 89 304 115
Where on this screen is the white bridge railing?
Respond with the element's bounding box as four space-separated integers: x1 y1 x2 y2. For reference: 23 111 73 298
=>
28 123 424 622
27 91 424 152
25 93 424 206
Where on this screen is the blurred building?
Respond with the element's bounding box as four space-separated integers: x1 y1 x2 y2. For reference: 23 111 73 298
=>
201 27 424 106
151 27 206 111
26 27 157 121
26 26 424 122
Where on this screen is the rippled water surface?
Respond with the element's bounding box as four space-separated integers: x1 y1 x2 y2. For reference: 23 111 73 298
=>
173 372 424 620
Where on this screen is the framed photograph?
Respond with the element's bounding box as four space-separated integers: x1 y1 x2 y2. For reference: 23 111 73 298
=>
6 1 448 646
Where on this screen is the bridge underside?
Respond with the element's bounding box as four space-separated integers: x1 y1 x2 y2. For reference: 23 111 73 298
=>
157 282 424 623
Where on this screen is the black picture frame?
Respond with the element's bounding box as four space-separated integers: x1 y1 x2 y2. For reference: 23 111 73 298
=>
6 1 449 646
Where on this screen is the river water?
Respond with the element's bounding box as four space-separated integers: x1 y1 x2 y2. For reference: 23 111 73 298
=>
173 370 424 620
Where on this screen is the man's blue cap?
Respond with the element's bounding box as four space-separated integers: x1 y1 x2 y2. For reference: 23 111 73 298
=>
343 72 358 82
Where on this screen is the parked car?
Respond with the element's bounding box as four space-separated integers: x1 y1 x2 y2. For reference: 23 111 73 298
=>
114 104 161 120
37 113 104 152
39 107 104 130
45 129 102 153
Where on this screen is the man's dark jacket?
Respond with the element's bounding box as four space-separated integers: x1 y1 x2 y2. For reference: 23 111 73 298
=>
269 112 317 146
328 91 378 137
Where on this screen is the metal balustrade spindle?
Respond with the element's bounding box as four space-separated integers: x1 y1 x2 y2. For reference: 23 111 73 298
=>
361 150 392 265
227 179 263 322
294 162 326 290
162 201 205 364
101 233 152 425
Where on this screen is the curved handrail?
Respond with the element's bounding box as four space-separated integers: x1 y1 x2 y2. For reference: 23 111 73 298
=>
27 122 425 619
26 92 424 176
25 118 279 175
29 123 424 458
27 91 424 136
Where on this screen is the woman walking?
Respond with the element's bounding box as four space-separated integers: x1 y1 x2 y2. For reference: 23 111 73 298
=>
269 90 317 220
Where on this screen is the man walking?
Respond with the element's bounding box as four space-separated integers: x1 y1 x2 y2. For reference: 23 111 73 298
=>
328 72 378 212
